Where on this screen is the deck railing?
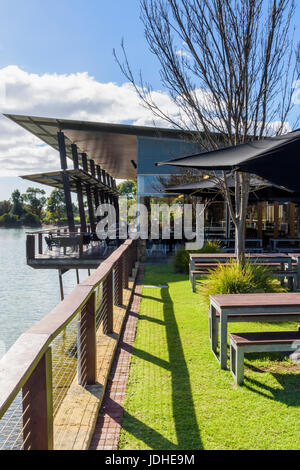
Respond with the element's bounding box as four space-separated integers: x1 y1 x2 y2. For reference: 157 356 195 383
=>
0 239 137 450
26 226 117 260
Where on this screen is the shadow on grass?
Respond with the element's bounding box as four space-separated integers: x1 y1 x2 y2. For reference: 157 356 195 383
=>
134 292 164 303
121 409 178 450
139 314 165 326
122 340 170 371
244 360 300 406
120 285 202 449
160 287 203 449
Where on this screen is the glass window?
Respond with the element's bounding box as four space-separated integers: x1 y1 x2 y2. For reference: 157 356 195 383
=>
137 136 201 175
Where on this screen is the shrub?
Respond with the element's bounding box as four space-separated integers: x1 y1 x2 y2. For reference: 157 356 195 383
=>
201 260 285 300
173 248 190 273
200 239 222 253
0 213 21 227
173 240 222 274
0 200 12 216
22 212 41 227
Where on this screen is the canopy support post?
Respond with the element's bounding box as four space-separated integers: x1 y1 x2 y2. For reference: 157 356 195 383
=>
86 184 96 233
58 269 64 301
289 203 295 238
58 131 75 233
257 202 263 240
76 181 87 233
274 202 279 238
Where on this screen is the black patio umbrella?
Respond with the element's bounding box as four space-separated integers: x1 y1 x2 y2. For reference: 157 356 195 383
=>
156 129 300 192
164 175 300 202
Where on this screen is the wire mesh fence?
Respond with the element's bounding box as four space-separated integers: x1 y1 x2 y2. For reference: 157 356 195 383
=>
95 282 105 330
51 313 80 418
0 392 24 450
113 259 122 306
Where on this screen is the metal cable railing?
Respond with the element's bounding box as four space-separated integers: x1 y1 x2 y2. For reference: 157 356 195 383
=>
26 228 116 260
0 239 137 450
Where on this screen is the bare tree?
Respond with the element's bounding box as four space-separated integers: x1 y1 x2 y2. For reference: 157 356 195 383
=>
115 0 299 260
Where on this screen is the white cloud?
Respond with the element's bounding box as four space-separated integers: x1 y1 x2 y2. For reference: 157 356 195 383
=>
175 49 191 59
0 65 293 177
0 66 177 176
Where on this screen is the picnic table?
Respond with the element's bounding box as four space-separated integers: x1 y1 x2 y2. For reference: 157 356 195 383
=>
189 252 292 274
270 238 300 252
189 252 295 291
223 238 263 252
209 292 300 369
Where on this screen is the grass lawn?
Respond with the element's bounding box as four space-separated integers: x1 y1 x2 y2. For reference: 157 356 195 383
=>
118 264 300 450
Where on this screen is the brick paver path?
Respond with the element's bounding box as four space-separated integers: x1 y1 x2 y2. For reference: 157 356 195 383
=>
89 266 144 450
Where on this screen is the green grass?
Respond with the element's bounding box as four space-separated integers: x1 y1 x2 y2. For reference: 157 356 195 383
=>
118 265 300 450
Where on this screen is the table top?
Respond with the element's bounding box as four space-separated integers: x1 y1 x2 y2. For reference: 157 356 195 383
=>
210 292 300 308
224 238 262 242
190 253 235 259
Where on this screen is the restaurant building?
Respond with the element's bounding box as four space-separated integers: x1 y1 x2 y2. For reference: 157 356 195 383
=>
5 114 300 246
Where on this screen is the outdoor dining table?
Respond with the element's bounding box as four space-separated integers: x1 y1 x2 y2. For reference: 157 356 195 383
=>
189 252 292 283
270 238 300 252
209 292 300 369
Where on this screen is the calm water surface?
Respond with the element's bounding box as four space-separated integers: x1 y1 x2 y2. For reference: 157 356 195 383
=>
0 228 91 358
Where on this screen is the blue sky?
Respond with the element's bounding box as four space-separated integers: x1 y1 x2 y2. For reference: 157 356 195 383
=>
0 0 299 200
0 0 161 199
0 0 160 87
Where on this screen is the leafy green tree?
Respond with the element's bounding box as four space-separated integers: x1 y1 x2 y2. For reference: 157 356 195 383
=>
117 180 137 197
10 190 25 217
0 200 12 216
23 187 46 219
22 212 41 227
46 189 67 222
0 213 20 227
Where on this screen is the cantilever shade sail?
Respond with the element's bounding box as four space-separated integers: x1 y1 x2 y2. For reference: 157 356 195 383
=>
164 176 300 202
156 129 300 192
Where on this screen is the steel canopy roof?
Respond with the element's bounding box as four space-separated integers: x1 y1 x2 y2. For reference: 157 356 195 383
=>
4 114 191 180
21 169 119 195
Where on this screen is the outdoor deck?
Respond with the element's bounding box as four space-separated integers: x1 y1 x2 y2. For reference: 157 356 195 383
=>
25 229 119 270
27 244 111 270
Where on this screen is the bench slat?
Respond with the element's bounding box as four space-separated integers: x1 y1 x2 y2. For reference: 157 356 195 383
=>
230 331 300 346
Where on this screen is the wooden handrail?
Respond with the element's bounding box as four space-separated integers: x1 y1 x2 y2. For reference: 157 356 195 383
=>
0 332 50 419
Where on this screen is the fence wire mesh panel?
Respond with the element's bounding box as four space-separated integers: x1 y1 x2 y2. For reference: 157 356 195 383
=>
0 392 24 450
95 282 104 330
113 261 121 306
123 250 129 288
52 305 91 449
51 313 80 418
102 272 113 334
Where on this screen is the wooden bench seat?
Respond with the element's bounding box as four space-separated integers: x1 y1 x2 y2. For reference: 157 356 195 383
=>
214 310 300 320
230 331 300 385
194 263 219 268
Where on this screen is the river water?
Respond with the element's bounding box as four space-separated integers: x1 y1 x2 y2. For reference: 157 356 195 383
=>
0 228 91 359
